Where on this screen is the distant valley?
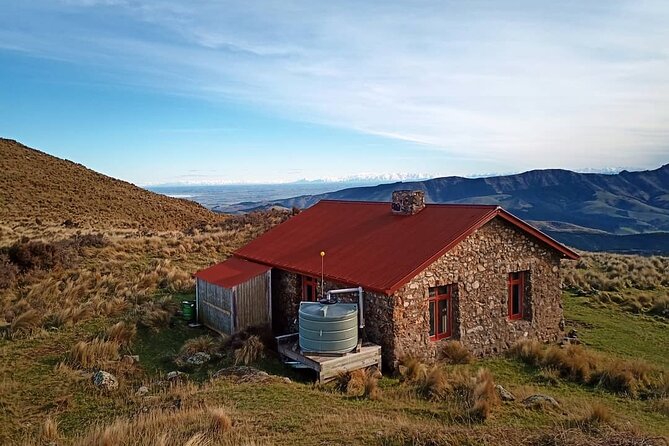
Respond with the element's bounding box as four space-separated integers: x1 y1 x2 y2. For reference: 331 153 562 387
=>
212 165 669 255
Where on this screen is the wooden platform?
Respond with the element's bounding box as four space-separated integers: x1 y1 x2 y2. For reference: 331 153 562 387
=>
276 333 382 383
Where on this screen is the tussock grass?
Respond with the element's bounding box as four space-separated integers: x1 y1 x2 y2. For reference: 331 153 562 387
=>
468 368 499 422
104 321 137 348
7 308 41 339
510 339 667 398
335 369 367 396
439 341 474 364
208 407 233 434
233 335 265 366
68 338 121 369
363 367 382 401
562 253 669 317
399 356 427 384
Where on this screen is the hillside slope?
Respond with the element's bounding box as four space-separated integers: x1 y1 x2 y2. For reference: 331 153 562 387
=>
0 138 221 231
217 165 669 254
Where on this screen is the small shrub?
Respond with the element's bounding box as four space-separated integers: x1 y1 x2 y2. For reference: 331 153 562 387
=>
7 238 70 272
233 335 264 366
439 341 473 364
208 407 232 434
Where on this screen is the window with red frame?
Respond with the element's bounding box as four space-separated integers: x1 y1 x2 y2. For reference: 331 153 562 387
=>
302 275 318 301
428 284 454 340
508 271 527 320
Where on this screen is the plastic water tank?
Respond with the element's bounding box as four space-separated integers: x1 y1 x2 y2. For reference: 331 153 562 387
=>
298 302 358 353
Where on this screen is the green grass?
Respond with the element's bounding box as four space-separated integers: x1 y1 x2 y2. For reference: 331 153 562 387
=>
563 293 669 368
4 291 669 444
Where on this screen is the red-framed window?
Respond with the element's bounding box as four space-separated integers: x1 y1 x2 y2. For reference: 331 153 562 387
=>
508 271 526 320
302 275 318 301
428 284 453 340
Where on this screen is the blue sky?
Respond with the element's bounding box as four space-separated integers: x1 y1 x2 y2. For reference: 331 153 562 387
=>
1 1 668 185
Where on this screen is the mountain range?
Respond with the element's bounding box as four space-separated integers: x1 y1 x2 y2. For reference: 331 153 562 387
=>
214 165 669 254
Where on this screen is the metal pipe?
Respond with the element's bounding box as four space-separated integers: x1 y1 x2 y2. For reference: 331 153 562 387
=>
326 286 364 329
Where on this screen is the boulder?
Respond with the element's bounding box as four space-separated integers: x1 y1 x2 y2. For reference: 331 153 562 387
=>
495 384 515 401
186 352 211 366
135 385 149 396
522 394 559 408
92 371 118 391
166 371 186 382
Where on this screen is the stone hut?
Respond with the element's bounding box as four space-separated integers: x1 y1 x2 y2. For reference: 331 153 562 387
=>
195 191 578 369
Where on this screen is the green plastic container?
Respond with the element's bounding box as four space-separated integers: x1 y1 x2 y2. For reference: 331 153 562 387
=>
181 300 195 322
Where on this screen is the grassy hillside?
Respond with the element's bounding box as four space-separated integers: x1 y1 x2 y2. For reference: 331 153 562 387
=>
1 217 667 444
0 139 222 231
0 140 666 444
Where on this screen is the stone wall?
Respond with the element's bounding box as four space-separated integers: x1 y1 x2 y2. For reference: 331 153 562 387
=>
389 217 564 367
270 217 565 371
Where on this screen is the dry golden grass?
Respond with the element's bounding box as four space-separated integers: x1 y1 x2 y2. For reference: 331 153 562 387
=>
469 368 499 422
233 335 265 366
335 369 367 396
71 406 250 446
363 367 382 401
68 338 121 369
41 416 60 443
104 321 137 348
439 340 474 364
510 339 667 398
398 356 428 384
562 253 669 317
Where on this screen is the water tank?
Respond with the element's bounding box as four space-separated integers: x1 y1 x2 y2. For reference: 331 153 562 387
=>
298 302 358 353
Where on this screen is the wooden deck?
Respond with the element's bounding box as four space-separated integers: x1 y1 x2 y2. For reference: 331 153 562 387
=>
276 333 382 383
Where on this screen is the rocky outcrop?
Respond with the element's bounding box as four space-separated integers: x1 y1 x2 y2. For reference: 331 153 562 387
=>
92 371 118 391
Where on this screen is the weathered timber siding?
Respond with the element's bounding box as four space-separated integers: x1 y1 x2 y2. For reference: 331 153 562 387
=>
197 271 271 335
235 272 271 331
197 277 234 334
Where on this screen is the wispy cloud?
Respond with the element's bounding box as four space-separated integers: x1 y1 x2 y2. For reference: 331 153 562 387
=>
2 0 668 170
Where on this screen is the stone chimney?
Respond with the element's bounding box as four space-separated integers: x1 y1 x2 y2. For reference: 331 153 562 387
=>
391 190 426 215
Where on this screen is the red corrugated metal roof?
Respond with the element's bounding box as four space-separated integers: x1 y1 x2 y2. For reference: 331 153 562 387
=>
194 257 270 288
234 200 578 295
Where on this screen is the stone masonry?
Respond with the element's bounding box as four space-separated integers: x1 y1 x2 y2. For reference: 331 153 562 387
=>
271 216 564 370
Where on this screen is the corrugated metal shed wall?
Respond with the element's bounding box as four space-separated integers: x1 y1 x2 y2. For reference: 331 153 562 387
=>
197 271 270 335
